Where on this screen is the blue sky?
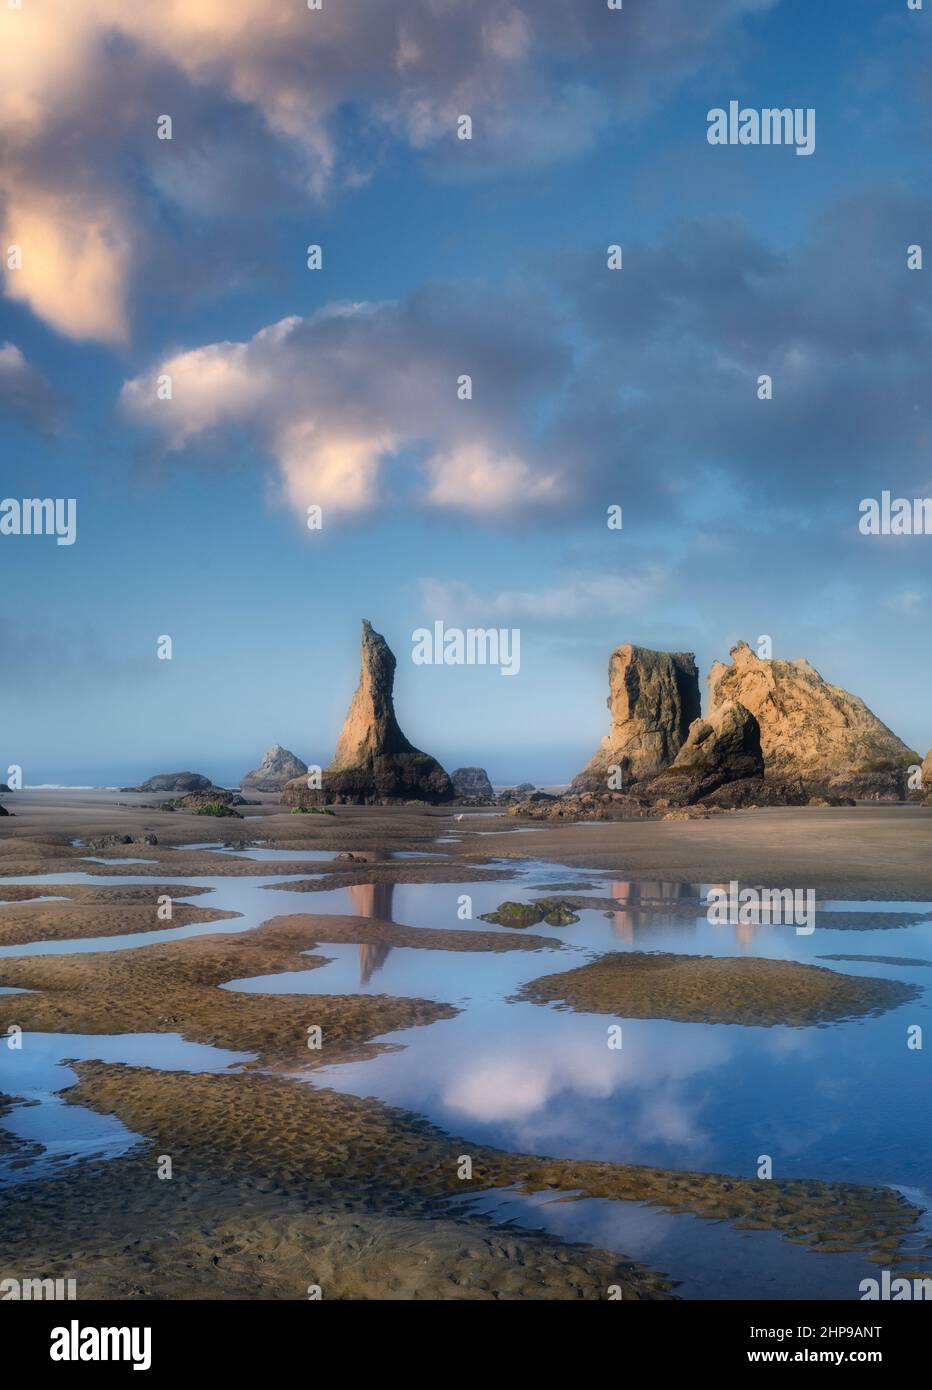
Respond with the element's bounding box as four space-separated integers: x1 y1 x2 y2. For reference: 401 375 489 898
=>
1 0 930 786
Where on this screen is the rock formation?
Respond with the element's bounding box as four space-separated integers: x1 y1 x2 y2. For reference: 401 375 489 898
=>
708 641 916 798
283 620 453 806
450 767 495 800
134 772 214 793
241 745 308 792
572 644 700 790
643 699 763 806
160 789 247 811
922 749 932 805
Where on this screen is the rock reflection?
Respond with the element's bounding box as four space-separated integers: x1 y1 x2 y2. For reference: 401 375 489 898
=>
345 883 396 985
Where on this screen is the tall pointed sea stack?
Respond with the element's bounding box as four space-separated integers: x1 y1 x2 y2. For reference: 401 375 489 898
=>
283 620 453 806
708 641 917 798
571 643 701 790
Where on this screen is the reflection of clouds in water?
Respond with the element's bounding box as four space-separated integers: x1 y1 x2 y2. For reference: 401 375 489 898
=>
441 1018 733 1158
763 1029 815 1059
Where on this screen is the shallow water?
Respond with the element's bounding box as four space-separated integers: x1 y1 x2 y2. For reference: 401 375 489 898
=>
1 846 930 1296
455 1187 869 1300
0 1031 252 1187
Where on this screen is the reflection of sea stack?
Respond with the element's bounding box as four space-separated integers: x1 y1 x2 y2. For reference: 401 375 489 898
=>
572 644 700 790
344 882 396 921
344 883 396 986
283 620 453 806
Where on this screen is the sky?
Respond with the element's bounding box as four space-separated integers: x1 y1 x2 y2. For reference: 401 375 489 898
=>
1 0 930 787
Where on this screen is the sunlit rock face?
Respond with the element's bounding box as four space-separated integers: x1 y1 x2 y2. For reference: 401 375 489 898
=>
241 745 308 792
283 620 453 807
572 643 701 791
708 641 916 799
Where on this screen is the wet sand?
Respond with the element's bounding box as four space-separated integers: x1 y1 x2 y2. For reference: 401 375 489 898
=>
517 951 918 1026
0 789 930 1299
0 1062 920 1301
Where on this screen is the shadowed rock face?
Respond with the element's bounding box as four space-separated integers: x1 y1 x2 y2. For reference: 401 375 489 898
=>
283 620 453 806
708 641 916 797
572 644 700 790
643 699 764 806
241 745 308 792
451 767 494 799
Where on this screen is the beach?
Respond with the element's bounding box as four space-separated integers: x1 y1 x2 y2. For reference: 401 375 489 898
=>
1 790 930 1300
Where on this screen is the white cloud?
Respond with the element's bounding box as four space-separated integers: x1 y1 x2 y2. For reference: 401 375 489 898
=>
0 0 772 341
120 290 568 519
419 568 670 622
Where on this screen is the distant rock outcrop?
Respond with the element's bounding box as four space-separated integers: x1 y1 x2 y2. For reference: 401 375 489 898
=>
708 642 916 798
133 772 214 794
451 767 495 800
922 749 932 805
643 699 764 806
160 789 247 812
241 745 308 792
572 644 700 790
283 620 453 807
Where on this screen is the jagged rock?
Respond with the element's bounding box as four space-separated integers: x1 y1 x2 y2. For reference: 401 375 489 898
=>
508 791 652 822
131 772 214 794
160 789 245 811
480 899 580 929
922 749 932 805
0 805 9 817
700 777 811 809
497 783 537 804
283 620 453 807
87 833 159 849
450 767 495 800
708 641 916 798
572 644 700 791
642 700 763 806
241 744 308 792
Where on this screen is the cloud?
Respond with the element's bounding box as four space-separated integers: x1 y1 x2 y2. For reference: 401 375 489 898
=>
120 285 570 519
564 188 932 509
0 0 772 341
0 341 62 432
419 568 670 622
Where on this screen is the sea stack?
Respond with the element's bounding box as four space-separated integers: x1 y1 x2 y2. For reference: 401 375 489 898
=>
643 699 763 805
283 620 453 806
451 767 495 800
708 641 916 798
135 772 214 793
241 745 308 792
572 644 700 790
